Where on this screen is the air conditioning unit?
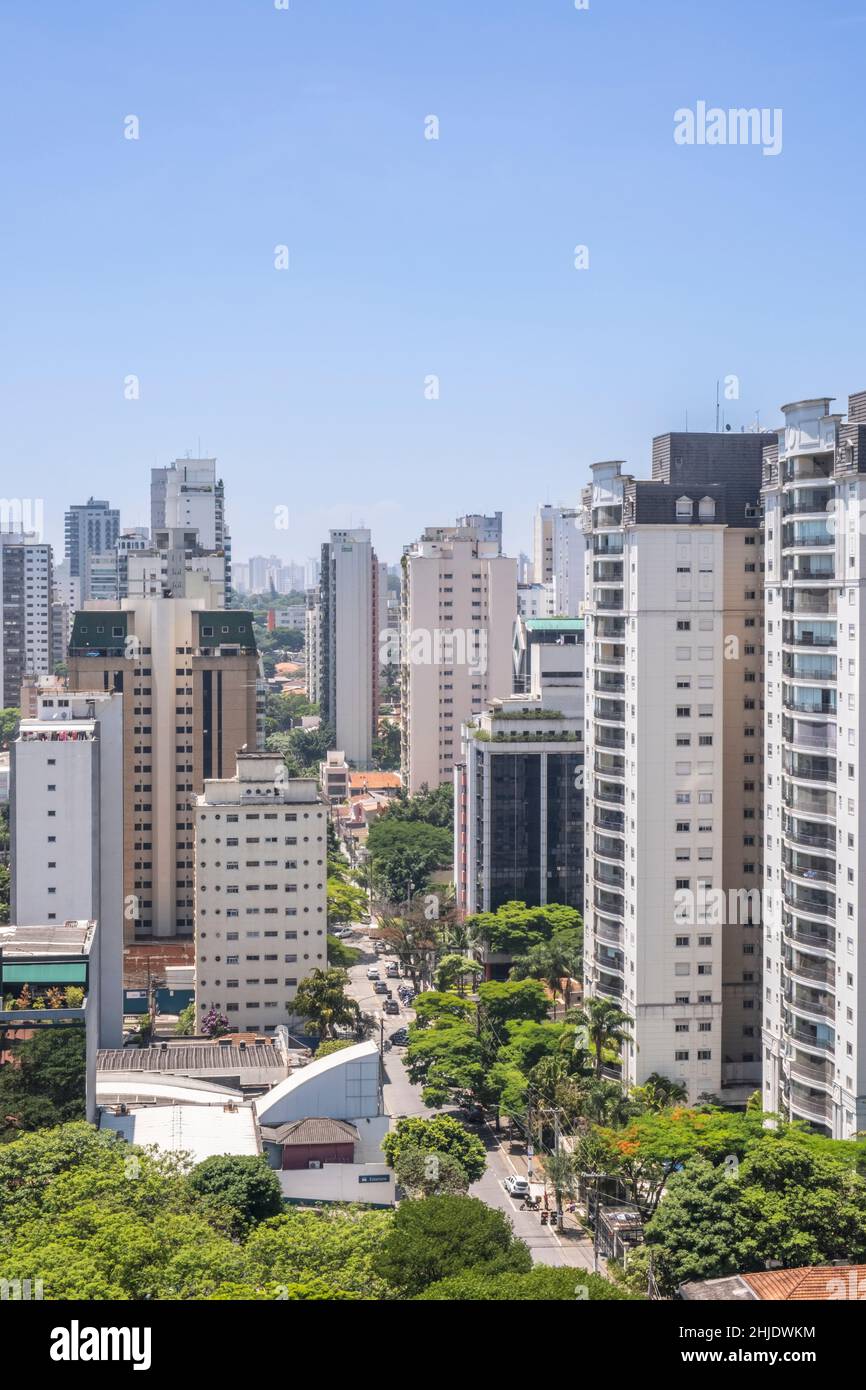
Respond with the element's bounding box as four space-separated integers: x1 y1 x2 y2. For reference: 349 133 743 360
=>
307 1160 323 1170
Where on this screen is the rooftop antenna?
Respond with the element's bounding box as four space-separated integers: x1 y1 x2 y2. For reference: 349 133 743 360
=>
685 410 689 432
715 380 720 433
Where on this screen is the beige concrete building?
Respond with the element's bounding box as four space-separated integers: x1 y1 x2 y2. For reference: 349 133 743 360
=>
67 596 262 943
194 753 328 1035
400 525 516 794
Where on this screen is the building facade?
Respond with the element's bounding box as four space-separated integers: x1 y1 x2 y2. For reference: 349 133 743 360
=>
0 532 53 707
194 753 328 1034
318 529 379 769
581 434 769 1105
67 597 261 941
400 526 516 794
455 625 585 925
64 498 120 602
151 460 230 603
762 391 866 1138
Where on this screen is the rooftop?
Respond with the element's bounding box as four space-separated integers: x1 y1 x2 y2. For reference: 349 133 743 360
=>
100 1102 260 1163
678 1264 866 1301
260 1117 360 1146
0 920 95 959
97 1041 288 1073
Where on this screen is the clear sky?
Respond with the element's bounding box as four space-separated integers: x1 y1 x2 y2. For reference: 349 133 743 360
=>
2 0 866 566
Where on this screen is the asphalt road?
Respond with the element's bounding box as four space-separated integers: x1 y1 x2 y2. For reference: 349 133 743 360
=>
342 925 597 1272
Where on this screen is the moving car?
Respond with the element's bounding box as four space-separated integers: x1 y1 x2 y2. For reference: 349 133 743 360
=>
383 998 400 1014
386 963 400 978
373 980 388 994
503 1175 530 1198
389 1027 409 1045
366 966 380 980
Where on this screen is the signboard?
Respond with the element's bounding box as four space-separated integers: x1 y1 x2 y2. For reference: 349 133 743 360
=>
358 1174 391 1184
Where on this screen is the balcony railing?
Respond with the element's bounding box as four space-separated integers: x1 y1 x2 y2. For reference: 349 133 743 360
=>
783 752 836 785
782 880 836 920
782 589 836 617
782 819 835 852
594 811 625 834
594 782 625 806
595 834 625 861
595 727 625 750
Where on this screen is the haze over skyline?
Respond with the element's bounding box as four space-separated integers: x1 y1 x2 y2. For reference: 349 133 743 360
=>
3 0 866 564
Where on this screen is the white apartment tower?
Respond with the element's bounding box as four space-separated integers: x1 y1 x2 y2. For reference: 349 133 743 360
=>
194 753 328 1034
318 529 379 769
10 688 124 1045
401 525 516 795
762 391 866 1138
582 434 768 1105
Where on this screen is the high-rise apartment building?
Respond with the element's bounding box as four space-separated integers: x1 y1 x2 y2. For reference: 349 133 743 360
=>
67 596 261 941
455 622 585 932
194 753 327 1035
582 434 769 1106
304 587 321 706
10 687 124 1046
533 504 557 583
64 498 120 602
400 525 516 794
125 528 227 604
151 460 230 603
762 390 866 1138
0 532 53 707
318 529 379 769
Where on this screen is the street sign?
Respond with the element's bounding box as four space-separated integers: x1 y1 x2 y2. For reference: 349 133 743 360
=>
358 1174 391 1183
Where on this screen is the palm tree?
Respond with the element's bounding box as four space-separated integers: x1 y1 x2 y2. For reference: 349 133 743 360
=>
543 1150 580 1228
509 937 583 1019
567 997 633 1078
578 1078 637 1127
631 1071 688 1111
292 968 361 1039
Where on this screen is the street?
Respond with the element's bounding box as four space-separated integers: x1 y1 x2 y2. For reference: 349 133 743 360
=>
343 926 597 1271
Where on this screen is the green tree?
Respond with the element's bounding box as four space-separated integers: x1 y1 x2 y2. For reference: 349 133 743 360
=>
435 953 483 996
416 1265 642 1301
365 818 452 901
509 929 583 1016
381 1115 487 1183
175 1002 197 1036
314 1039 356 1060
326 934 361 968
467 901 582 958
477 978 549 1028
186 1155 284 1238
568 997 634 1077
327 878 368 926
292 968 361 1039
243 1207 394 1300
394 1148 470 1198
0 1026 86 1140
0 862 9 926
631 1072 689 1111
378 1195 531 1295
0 707 20 748
382 782 454 828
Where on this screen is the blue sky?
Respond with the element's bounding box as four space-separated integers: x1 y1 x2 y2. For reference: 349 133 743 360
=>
2 0 866 565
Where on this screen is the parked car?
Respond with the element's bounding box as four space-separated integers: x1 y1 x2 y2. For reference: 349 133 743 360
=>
389 1027 409 1046
504 1175 530 1198
366 967 380 980
373 980 388 994
332 927 352 939
383 998 400 1015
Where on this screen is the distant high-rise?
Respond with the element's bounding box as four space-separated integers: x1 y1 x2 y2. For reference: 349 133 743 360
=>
150 460 230 603
456 512 503 553
67 595 261 940
0 532 53 707
400 525 516 794
64 498 120 602
317 529 379 769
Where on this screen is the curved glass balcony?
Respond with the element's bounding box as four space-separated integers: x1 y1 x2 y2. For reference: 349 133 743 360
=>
594 778 624 806
783 488 836 517
593 560 624 584
782 653 836 682
781 781 835 819
594 860 624 890
782 815 836 854
594 916 623 946
781 717 835 753
594 833 624 862
593 533 623 555
593 887 625 918
783 982 835 1022
782 950 835 989
782 750 836 786
782 521 834 549
593 506 622 529
594 697 625 724
595 725 625 750
781 557 835 582
594 589 624 612
782 686 836 718
782 847 835 886
595 671 625 694
595 945 625 977
594 808 625 835
782 878 835 921
782 912 835 955
781 620 836 650
595 616 626 640
781 456 834 485
782 588 836 616
594 751 625 780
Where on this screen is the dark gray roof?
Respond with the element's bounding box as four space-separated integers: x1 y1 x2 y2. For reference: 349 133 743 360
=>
260 1117 360 1146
